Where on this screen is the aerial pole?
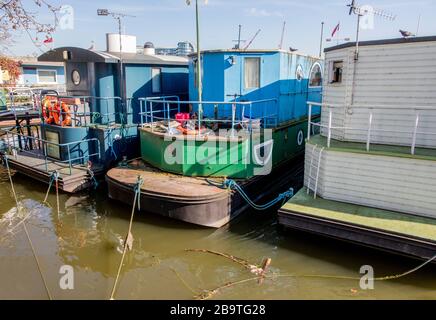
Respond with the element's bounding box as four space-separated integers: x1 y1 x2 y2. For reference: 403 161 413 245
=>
279 21 286 50
97 9 135 119
319 21 324 57
187 0 207 129
237 24 242 49
195 0 202 123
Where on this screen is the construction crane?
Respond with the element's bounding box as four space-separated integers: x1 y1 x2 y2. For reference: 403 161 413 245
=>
243 29 261 50
278 21 286 49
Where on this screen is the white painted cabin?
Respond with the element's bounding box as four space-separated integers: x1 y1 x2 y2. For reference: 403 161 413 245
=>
317 36 436 148
305 36 436 220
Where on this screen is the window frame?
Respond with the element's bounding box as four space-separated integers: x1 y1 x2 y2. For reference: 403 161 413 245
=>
329 60 343 84
295 64 304 82
244 57 261 90
151 67 162 94
36 68 58 84
308 62 323 88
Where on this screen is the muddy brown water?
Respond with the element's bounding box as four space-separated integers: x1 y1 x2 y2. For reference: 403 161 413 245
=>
0 167 435 300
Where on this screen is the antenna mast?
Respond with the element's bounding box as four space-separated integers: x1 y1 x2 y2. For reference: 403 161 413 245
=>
279 21 286 49
347 0 395 60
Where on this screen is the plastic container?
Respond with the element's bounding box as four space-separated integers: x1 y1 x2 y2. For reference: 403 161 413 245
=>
175 112 190 125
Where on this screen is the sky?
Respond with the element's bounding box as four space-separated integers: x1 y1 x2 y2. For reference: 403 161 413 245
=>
6 0 436 57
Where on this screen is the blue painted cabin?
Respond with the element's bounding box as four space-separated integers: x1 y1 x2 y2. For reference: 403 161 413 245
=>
189 50 322 126
37 47 189 168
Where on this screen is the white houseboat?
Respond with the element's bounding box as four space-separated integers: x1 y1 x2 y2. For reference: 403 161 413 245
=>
279 36 436 261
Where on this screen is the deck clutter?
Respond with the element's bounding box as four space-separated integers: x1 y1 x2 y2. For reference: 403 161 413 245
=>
278 36 436 261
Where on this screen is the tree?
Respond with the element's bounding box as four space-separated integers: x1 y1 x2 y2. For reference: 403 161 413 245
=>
0 56 21 84
0 0 59 46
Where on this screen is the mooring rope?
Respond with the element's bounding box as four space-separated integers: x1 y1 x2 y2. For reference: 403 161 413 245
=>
3 155 19 206
107 128 117 160
86 163 98 189
43 171 60 217
207 178 294 211
109 175 144 300
2 154 53 300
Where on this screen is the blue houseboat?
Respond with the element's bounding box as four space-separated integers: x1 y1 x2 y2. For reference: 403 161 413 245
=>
0 36 189 192
106 49 323 227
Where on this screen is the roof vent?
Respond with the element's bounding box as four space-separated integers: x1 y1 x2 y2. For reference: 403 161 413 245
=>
143 42 155 55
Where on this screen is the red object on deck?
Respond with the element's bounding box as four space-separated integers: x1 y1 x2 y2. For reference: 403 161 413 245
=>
175 112 190 125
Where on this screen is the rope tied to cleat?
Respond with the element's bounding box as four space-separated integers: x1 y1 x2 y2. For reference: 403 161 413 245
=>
107 128 118 160
207 178 294 211
43 170 60 216
87 161 98 189
110 175 144 300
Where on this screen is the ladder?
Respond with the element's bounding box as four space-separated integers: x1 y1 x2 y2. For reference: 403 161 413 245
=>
306 144 324 199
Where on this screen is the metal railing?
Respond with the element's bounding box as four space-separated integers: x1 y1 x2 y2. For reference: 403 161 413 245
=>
307 102 436 155
41 95 122 127
139 96 278 136
0 128 101 175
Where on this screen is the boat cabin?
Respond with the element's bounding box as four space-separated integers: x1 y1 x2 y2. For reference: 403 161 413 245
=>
302 36 436 220
189 49 323 126
1 36 189 192
139 49 323 178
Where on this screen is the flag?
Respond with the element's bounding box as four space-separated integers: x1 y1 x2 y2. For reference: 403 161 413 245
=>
43 37 53 44
331 23 340 37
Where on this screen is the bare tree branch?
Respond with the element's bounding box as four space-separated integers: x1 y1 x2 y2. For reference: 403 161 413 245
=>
0 0 59 48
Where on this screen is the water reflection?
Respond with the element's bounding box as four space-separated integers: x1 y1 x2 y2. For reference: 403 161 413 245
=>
0 168 435 300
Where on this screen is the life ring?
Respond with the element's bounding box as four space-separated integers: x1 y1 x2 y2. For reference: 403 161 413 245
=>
41 96 72 126
49 101 61 125
60 101 72 127
41 96 56 124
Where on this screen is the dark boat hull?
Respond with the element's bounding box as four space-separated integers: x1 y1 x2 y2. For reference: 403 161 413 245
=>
106 156 304 228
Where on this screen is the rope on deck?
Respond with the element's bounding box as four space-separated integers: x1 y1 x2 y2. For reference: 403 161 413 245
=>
2 154 53 300
109 175 144 300
207 178 294 211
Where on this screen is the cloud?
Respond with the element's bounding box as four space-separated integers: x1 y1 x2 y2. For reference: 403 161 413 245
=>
245 7 284 17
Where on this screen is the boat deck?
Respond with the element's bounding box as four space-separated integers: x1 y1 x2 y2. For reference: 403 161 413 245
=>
309 135 436 161
278 188 436 261
5 150 104 193
107 159 229 200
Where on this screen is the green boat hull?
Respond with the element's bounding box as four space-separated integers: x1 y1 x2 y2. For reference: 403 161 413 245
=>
140 117 313 179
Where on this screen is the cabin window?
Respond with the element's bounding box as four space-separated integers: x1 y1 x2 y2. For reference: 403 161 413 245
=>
296 65 304 81
309 63 322 87
244 57 260 89
330 61 343 84
151 68 161 93
37 69 57 83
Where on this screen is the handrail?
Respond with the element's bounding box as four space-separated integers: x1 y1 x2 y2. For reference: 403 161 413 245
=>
0 128 101 175
139 97 278 136
307 101 436 155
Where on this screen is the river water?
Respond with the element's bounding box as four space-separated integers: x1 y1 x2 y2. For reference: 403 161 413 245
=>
0 167 435 300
